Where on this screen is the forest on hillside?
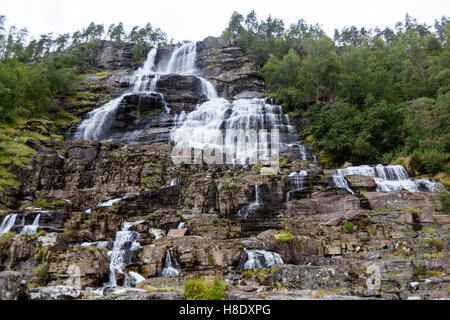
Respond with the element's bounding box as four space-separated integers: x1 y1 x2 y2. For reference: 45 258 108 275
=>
0 12 449 180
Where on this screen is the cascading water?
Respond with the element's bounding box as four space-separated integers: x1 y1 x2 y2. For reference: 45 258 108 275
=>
73 41 311 164
238 249 284 270
237 185 263 220
177 222 187 229
286 171 308 201
108 221 143 287
333 164 442 193
20 214 40 235
161 250 180 277
74 48 164 141
0 214 17 235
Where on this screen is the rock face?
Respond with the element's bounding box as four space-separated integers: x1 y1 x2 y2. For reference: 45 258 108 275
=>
0 35 448 301
345 175 377 189
0 272 29 300
96 41 135 71
196 37 266 99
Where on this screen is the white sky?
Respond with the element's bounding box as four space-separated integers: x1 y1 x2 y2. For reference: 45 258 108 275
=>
1 0 449 42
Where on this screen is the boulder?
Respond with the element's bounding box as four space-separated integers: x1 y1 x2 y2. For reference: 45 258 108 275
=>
345 175 377 189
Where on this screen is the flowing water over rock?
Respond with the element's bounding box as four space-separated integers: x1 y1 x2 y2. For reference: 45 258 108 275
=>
286 171 308 201
73 41 311 163
0 214 17 235
238 249 284 269
108 221 143 287
161 250 180 277
237 185 264 220
333 164 442 193
20 214 40 235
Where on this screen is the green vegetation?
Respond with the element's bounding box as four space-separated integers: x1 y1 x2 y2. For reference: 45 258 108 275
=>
0 231 16 245
184 279 229 300
343 221 355 233
223 12 450 177
273 231 294 242
33 263 48 281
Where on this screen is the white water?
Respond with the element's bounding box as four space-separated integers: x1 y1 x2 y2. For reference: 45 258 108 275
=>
20 214 40 235
161 250 180 277
333 164 442 193
0 214 17 235
241 249 284 269
108 221 143 287
97 197 128 207
177 222 187 229
74 41 310 163
74 48 163 141
158 42 197 75
332 175 355 195
286 171 308 201
237 185 263 219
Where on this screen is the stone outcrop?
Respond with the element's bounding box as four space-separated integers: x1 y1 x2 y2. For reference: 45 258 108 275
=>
0 271 29 300
196 37 265 99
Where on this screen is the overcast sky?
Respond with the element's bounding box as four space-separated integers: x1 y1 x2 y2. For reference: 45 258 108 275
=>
1 0 449 42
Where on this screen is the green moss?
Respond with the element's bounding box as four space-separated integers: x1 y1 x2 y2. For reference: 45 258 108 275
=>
33 264 48 280
184 279 229 300
423 252 445 259
343 221 355 234
0 232 17 245
273 231 294 242
35 246 49 262
36 198 51 208
207 254 214 266
423 239 442 252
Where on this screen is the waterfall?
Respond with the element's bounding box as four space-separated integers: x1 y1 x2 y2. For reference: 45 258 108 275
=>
332 175 355 195
20 214 40 235
158 42 197 75
333 164 442 193
97 196 128 208
170 98 297 165
108 221 143 287
0 214 17 235
177 222 187 229
286 171 308 201
74 48 163 141
239 249 284 270
237 185 263 220
170 178 179 187
161 250 180 277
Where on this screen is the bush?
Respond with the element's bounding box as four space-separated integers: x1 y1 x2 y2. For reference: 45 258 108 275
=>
343 221 355 233
184 279 229 300
273 231 294 242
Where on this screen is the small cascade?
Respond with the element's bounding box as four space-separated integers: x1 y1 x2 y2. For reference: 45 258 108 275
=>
239 249 284 270
177 222 187 230
124 271 146 287
170 178 179 187
108 221 142 287
97 197 128 207
237 185 263 220
333 164 442 193
161 250 180 277
199 77 218 100
286 171 308 201
20 214 40 235
332 175 355 195
0 214 17 235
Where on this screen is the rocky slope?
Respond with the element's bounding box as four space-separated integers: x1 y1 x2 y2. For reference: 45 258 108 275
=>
0 37 448 301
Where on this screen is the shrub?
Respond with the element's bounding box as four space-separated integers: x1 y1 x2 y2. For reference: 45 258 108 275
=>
184 279 229 300
273 231 294 242
343 221 355 233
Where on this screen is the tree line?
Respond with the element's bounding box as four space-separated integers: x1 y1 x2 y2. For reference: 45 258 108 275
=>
0 15 168 123
223 11 449 177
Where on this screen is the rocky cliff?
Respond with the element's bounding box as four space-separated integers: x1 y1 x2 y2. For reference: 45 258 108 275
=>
0 37 448 301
